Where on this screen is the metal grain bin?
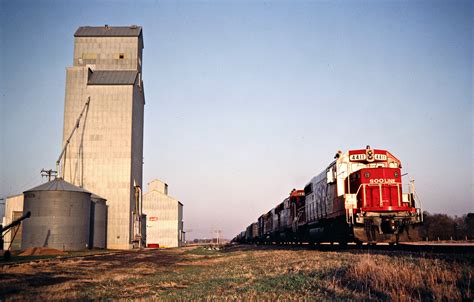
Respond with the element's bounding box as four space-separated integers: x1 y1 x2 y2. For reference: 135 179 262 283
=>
90 194 107 249
21 178 92 251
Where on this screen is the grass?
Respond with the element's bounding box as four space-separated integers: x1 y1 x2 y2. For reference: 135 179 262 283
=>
342 254 472 301
1 245 472 301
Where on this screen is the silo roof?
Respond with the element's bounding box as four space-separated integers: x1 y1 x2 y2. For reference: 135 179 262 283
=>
91 193 107 201
88 70 138 85
24 178 91 194
74 25 142 37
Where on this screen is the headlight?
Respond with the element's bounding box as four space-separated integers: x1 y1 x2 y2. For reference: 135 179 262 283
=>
394 172 399 178
364 172 370 178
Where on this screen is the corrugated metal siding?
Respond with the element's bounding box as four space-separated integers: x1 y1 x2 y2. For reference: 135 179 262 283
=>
75 26 142 37
88 70 138 85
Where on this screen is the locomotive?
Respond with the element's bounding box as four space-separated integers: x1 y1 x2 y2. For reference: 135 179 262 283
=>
235 146 423 245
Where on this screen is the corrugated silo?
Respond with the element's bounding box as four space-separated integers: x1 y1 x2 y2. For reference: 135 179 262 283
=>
21 178 92 251
91 194 107 249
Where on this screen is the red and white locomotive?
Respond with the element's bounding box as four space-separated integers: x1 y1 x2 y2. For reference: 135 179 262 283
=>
236 146 423 245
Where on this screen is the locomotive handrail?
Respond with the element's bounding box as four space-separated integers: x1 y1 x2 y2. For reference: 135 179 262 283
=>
379 183 382 207
397 183 401 207
410 179 424 221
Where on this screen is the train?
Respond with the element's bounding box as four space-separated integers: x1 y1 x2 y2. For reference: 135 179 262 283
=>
234 146 423 245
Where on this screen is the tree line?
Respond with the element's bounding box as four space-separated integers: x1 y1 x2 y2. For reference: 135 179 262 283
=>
420 212 474 241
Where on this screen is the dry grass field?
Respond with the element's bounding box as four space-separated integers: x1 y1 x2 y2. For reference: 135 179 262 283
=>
0 245 472 301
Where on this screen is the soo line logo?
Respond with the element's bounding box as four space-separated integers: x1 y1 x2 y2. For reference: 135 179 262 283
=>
369 179 396 184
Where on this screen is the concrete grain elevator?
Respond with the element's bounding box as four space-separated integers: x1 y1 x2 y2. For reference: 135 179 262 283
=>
62 25 145 249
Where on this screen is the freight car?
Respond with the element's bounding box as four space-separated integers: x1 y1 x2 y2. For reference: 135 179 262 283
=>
234 146 423 245
245 223 258 243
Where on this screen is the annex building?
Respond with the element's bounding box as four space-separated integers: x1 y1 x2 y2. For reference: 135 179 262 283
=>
143 180 184 248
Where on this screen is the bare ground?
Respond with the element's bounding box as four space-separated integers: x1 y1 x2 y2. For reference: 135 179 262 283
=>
0 245 472 301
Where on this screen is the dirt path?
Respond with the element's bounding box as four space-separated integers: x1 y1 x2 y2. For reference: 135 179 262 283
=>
1 248 189 301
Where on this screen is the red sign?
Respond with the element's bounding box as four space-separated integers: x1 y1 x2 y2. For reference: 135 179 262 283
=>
149 217 158 221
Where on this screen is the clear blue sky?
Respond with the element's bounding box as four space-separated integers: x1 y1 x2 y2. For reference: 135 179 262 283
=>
0 0 472 239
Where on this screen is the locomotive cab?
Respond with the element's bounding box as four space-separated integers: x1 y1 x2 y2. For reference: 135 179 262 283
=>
289 190 305 227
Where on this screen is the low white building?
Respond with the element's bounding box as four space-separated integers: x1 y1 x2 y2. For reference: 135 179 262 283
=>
143 180 184 248
2 194 25 250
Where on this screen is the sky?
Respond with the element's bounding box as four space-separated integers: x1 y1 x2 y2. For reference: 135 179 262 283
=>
0 0 472 240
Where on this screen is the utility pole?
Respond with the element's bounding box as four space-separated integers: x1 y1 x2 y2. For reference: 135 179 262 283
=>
40 169 58 182
214 230 221 245
183 229 193 245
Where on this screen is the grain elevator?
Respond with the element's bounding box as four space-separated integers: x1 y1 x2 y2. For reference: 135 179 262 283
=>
62 25 145 249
